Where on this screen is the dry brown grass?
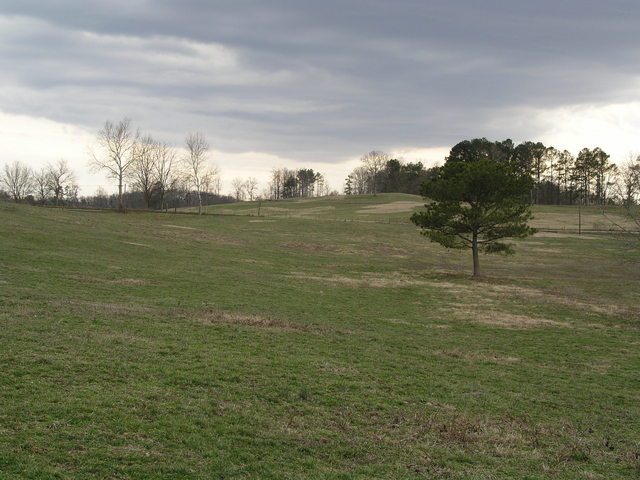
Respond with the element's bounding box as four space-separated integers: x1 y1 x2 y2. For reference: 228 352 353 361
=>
357 201 423 214
436 349 521 364
196 309 324 333
67 274 157 286
439 305 570 329
287 272 435 288
162 224 197 230
121 241 151 247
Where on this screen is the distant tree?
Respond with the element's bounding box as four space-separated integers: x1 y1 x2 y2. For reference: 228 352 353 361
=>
244 177 258 201
1 161 33 203
46 159 76 206
447 138 513 165
183 132 218 215
411 158 535 277
32 167 50 204
349 166 370 194
296 169 316 197
361 150 389 195
619 155 640 208
344 175 353 195
153 141 176 211
129 135 158 208
231 177 246 201
89 118 138 211
315 173 329 197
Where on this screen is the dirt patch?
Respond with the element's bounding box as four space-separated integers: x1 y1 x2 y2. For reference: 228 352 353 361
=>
357 201 423 214
197 309 323 333
58 299 152 316
482 283 637 319
68 274 156 286
248 219 275 223
529 247 564 254
314 361 361 376
281 242 361 255
437 349 521 364
163 224 197 230
440 305 570 329
156 229 241 245
121 241 150 247
288 271 435 288
532 232 601 240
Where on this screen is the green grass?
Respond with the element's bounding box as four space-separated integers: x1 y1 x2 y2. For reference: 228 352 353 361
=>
200 193 637 232
200 193 426 222
1 199 638 479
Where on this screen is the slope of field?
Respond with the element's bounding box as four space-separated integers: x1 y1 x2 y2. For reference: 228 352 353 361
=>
0 201 638 479
201 193 425 221
202 193 636 233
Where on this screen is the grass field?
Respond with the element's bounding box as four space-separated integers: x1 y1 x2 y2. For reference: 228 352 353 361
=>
1 195 638 479
200 194 638 232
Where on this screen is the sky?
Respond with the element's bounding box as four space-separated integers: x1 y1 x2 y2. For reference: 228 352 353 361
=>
1 1 640 195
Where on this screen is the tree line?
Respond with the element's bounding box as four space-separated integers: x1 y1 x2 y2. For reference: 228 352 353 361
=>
346 141 640 207
344 151 440 196
2 128 640 209
0 118 341 209
440 138 640 207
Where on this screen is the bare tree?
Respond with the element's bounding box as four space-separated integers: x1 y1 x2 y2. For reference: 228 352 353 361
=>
183 132 218 215
315 173 329 197
33 167 50 204
129 134 157 208
89 118 138 211
231 177 246 201
154 141 176 211
619 154 640 208
1 161 33 203
349 166 371 194
46 159 76 206
361 150 389 195
244 177 258 201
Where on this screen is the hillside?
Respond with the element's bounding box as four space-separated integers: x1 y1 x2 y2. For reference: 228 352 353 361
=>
200 193 636 232
0 200 638 479
196 193 426 222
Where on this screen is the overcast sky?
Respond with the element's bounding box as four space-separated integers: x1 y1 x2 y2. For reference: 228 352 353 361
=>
1 1 640 194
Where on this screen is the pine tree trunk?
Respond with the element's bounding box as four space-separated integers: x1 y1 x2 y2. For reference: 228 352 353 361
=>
472 232 480 277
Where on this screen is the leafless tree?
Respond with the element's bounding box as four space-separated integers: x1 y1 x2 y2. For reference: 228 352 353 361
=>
315 173 330 197
154 141 176 211
89 118 138 210
46 159 76 206
361 150 389 195
602 155 640 244
231 177 246 201
618 154 640 208
244 177 258 201
1 161 33 203
33 167 50 204
350 166 371 194
183 132 218 215
129 134 158 208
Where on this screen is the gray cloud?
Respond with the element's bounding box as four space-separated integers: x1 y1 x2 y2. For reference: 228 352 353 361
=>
1 1 639 164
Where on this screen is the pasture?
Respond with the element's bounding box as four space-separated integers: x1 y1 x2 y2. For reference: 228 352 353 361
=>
0 195 638 479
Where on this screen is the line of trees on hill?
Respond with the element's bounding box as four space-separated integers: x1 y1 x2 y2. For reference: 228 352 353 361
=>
267 168 334 200
3 130 640 210
345 151 440 196
0 156 237 210
346 140 640 207
0 119 236 211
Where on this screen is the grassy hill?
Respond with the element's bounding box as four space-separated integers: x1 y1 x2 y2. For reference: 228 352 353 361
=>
200 193 636 232
1 199 638 479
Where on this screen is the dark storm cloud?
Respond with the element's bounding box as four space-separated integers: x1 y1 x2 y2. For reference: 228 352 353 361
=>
1 0 639 161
